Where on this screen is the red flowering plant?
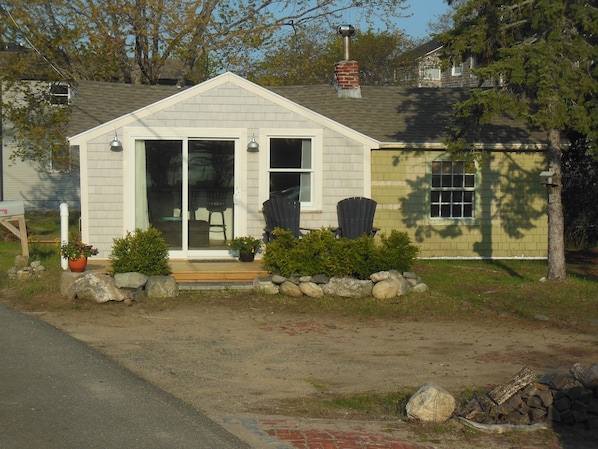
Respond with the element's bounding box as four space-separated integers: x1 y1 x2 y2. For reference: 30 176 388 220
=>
59 241 99 260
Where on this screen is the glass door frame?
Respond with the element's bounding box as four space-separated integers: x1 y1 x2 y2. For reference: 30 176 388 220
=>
123 127 247 259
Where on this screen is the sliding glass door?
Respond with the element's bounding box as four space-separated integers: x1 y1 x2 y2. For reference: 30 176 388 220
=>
135 138 235 253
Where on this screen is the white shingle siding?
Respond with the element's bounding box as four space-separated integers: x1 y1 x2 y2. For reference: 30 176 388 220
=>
72 74 376 258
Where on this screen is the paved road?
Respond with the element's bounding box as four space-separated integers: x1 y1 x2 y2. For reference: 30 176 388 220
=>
0 302 252 449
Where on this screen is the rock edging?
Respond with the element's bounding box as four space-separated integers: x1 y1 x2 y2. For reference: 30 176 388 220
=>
60 271 178 303
253 270 428 299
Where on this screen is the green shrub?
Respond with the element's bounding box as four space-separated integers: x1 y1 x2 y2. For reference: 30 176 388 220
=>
372 230 420 274
263 228 418 279
110 227 170 276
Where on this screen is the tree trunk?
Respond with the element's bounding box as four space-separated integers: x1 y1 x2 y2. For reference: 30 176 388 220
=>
546 128 566 281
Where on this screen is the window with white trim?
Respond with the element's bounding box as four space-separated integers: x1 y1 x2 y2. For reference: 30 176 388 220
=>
451 63 464 76
423 67 441 80
49 82 71 105
430 160 475 218
268 138 313 203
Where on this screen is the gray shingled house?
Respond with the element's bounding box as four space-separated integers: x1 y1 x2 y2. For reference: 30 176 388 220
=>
67 62 548 261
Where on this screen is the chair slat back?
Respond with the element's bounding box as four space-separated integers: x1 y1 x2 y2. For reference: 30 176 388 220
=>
263 197 301 239
336 197 377 239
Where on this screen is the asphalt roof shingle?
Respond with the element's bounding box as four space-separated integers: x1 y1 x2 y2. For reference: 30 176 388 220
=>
68 78 545 146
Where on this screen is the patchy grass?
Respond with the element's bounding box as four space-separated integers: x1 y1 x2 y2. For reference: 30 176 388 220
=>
2 212 598 425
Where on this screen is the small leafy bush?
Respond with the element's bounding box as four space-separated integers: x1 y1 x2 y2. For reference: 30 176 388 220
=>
110 227 170 276
263 228 418 279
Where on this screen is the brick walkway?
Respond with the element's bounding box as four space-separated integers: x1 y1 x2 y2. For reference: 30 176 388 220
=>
261 420 434 449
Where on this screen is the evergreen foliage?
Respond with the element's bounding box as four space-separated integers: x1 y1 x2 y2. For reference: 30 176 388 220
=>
437 0 598 280
109 227 170 276
263 228 418 279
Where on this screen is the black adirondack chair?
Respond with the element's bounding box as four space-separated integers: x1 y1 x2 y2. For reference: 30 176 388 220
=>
336 197 379 239
263 197 302 242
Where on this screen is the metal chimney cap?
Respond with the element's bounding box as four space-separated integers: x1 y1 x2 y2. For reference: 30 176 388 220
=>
337 24 355 37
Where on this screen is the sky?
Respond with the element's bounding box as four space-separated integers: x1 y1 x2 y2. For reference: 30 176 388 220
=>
401 0 450 39
341 0 451 41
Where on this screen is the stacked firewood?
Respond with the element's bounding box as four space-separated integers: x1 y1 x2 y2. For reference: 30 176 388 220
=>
459 364 598 429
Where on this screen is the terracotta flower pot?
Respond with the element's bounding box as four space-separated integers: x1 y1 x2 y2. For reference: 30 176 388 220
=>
239 249 255 262
68 256 88 272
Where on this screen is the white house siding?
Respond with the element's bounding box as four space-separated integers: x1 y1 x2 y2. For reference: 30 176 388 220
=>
77 76 373 259
1 82 80 211
2 142 80 211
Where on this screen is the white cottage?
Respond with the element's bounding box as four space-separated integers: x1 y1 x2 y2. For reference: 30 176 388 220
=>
69 72 378 260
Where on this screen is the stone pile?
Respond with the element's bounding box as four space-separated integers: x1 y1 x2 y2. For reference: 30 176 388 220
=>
253 270 428 299
61 271 178 303
6 255 46 280
459 364 598 429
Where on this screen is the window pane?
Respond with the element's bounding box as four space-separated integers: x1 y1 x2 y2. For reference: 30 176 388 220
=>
431 205 440 217
431 174 441 188
465 174 475 187
441 204 451 217
441 191 452 202
441 174 452 188
431 161 441 174
270 138 308 169
463 204 473 217
299 173 311 202
270 172 301 199
431 191 440 202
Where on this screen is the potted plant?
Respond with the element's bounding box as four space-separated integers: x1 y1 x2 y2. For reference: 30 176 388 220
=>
59 241 99 272
228 236 262 262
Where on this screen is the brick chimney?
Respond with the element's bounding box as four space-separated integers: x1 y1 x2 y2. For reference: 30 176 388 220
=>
335 25 361 98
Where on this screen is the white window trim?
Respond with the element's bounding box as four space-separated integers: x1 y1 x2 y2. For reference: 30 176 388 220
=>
123 127 247 257
259 129 323 211
49 82 71 105
451 63 464 76
423 66 441 81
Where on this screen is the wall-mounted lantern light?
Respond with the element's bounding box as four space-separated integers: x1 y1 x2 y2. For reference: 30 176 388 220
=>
109 132 123 152
247 135 259 152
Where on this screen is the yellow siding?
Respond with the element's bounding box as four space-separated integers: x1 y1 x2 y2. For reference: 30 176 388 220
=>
371 149 548 258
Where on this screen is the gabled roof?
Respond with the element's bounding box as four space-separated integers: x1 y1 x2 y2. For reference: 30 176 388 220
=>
67 81 182 137
267 84 545 147
68 74 546 148
401 39 443 61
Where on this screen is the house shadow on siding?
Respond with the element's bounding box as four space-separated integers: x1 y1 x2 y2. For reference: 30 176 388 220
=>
392 88 546 264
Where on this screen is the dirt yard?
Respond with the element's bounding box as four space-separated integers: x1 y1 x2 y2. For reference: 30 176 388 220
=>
3 275 598 449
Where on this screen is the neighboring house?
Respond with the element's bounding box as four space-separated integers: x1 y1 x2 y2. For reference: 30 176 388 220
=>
399 39 495 88
1 80 80 210
68 58 548 261
0 79 182 211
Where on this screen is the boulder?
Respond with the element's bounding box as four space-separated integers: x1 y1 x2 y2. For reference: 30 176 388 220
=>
253 278 279 295
323 277 373 298
145 275 179 299
67 273 127 303
14 255 29 268
411 283 429 293
299 281 324 298
279 280 303 297
372 279 399 300
114 272 149 289
60 271 86 296
406 382 456 423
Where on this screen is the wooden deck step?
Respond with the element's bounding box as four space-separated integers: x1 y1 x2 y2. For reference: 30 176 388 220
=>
86 259 269 284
